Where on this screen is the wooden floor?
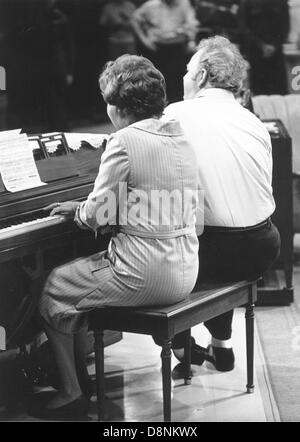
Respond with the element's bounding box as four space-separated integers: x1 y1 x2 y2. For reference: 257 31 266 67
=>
0 309 279 422
89 310 279 422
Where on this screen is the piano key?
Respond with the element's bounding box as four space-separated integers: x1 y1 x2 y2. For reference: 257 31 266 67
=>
0 210 51 229
0 215 67 240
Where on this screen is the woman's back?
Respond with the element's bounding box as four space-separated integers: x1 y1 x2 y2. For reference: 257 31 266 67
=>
106 117 199 304
116 118 198 234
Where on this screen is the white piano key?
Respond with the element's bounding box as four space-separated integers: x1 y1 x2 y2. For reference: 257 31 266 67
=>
0 215 67 240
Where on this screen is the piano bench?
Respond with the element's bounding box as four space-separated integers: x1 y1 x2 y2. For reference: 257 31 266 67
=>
89 280 257 422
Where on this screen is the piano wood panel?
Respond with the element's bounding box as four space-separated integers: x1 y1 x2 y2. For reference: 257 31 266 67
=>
257 120 294 305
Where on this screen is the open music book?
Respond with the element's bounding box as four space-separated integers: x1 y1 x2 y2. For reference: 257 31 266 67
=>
0 130 109 193
0 129 45 192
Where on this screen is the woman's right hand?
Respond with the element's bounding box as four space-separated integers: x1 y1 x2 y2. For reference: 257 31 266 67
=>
44 201 80 218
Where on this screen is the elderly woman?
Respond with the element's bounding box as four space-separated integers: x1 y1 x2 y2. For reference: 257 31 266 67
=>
32 55 199 420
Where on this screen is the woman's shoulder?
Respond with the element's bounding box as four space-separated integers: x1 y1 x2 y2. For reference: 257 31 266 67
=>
107 118 188 147
104 131 129 155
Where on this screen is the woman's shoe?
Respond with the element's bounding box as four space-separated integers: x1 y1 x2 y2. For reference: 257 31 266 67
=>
80 378 95 400
28 394 89 421
43 371 95 400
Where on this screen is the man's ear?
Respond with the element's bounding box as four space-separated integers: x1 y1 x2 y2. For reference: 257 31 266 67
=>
197 68 208 88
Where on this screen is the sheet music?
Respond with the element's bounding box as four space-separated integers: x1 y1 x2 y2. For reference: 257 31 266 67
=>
0 133 45 192
0 128 22 139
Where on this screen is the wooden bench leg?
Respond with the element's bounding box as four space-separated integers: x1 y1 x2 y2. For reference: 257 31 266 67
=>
245 303 255 394
161 339 172 422
183 328 192 385
94 330 105 421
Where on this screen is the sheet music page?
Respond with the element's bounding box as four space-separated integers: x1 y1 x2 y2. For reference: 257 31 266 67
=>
0 133 46 192
0 128 22 139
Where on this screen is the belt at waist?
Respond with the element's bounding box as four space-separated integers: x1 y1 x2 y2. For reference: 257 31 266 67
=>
117 226 195 239
204 218 272 234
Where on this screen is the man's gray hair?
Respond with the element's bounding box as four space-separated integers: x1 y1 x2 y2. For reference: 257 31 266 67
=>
191 36 248 94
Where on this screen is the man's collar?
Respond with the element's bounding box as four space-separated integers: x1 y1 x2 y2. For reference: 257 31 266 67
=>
195 88 235 100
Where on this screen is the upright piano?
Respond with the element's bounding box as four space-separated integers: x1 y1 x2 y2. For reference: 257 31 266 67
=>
0 132 121 353
258 120 294 305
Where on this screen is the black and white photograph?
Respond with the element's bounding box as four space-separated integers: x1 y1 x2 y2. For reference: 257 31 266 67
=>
0 0 300 425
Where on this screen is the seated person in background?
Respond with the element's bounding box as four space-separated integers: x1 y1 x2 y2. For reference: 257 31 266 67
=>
31 55 200 420
164 35 281 373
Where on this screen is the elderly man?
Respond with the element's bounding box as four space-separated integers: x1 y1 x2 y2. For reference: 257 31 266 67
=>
164 36 281 372
132 0 198 103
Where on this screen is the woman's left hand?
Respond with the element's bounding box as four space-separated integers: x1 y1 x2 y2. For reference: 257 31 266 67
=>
44 201 80 218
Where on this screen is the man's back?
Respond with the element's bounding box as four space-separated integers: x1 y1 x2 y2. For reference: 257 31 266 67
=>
165 88 275 227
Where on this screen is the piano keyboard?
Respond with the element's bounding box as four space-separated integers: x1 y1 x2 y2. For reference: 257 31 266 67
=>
0 210 66 240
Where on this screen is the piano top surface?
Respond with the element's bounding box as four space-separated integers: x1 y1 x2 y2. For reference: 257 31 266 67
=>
0 144 105 220
0 141 106 259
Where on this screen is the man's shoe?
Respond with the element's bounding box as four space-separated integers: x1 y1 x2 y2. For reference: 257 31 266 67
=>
206 345 235 372
173 337 207 366
173 338 235 376
172 337 208 379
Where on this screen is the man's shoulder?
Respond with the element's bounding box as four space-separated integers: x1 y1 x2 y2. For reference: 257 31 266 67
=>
165 100 193 116
238 106 272 146
241 106 271 132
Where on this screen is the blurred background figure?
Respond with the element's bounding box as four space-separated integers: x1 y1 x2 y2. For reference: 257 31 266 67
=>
0 0 8 130
4 0 75 133
193 0 241 44
63 0 107 123
0 0 294 133
100 0 137 60
132 0 199 103
288 0 300 46
239 0 290 95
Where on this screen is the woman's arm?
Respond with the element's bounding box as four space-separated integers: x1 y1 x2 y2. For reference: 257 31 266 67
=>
75 134 130 232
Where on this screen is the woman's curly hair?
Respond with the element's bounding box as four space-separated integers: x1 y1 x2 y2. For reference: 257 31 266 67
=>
99 55 167 120
190 36 248 94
